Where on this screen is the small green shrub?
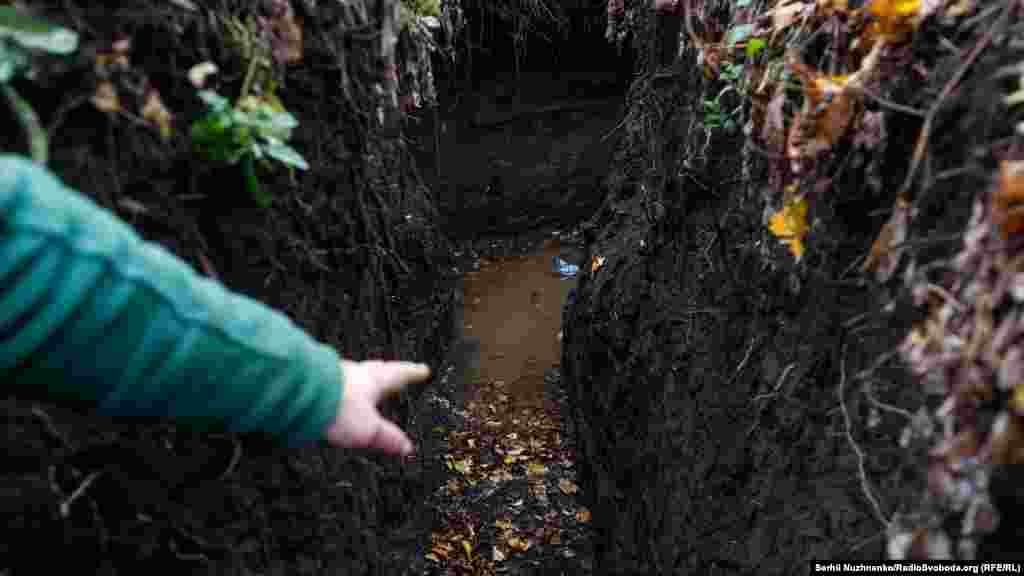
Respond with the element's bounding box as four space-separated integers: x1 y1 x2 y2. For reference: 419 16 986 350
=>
189 89 308 208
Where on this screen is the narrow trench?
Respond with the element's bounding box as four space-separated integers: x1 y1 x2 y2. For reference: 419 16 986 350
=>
409 14 627 572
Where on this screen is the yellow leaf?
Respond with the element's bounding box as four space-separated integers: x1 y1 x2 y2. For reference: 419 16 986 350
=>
494 518 514 532
558 478 579 495
461 540 473 560
527 462 547 476
768 195 810 260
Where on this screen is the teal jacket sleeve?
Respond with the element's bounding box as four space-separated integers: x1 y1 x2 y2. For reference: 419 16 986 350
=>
0 154 342 446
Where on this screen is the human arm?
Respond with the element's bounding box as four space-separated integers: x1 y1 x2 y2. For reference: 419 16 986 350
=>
0 153 374 447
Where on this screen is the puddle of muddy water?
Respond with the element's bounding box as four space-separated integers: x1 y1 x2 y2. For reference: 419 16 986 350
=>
460 238 578 406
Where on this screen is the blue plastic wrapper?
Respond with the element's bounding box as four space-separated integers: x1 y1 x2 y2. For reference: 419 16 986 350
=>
552 256 579 279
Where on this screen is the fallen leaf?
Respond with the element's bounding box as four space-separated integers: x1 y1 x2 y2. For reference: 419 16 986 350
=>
545 527 562 545
430 539 453 560
494 518 514 532
527 462 547 476
530 480 548 500
490 469 515 483
591 255 606 273
507 536 532 552
575 509 592 523
558 478 579 495
91 81 121 113
461 540 473 560
492 546 507 562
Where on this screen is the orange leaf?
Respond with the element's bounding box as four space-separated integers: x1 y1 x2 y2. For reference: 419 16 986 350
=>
789 55 861 155
768 192 809 261
861 197 910 282
993 160 1024 240
575 509 592 523
867 0 922 43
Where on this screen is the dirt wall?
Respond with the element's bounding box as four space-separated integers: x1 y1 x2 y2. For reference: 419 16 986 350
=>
1 2 458 574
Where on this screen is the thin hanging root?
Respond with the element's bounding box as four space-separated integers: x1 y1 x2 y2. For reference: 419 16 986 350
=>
59 471 101 518
839 344 890 528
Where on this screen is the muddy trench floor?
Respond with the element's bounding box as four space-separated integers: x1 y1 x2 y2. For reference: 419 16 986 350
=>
413 231 593 576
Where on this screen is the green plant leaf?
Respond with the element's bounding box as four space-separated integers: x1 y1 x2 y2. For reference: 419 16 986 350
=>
726 24 753 47
263 138 308 170
198 90 230 111
237 105 298 141
2 83 47 164
746 38 766 59
0 7 78 54
267 110 298 132
0 39 30 82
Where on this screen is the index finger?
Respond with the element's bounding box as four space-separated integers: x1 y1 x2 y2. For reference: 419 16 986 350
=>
371 361 432 398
